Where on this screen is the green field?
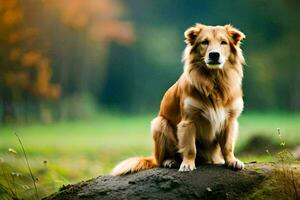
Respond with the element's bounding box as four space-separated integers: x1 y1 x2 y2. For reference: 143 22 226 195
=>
0 112 299 199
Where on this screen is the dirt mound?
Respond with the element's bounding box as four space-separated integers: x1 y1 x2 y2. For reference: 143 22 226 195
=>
44 164 268 200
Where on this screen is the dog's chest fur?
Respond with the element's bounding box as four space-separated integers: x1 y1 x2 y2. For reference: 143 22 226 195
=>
183 97 242 135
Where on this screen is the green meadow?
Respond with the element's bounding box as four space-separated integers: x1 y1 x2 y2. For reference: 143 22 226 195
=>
0 112 299 199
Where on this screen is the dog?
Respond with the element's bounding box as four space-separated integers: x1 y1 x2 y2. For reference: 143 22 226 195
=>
111 23 246 175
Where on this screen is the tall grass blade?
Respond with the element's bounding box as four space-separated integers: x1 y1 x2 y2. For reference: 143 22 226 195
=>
14 132 39 200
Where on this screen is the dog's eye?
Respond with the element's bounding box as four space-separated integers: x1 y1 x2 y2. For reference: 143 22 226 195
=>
221 40 228 45
201 40 209 45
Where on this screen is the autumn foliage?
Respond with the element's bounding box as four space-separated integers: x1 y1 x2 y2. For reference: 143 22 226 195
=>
0 0 134 122
1 0 60 100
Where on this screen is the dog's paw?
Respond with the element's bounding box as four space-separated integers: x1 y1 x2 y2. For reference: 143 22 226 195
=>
226 158 244 170
179 160 196 172
163 159 177 168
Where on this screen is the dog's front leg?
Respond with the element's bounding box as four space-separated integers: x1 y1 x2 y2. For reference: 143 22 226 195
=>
177 120 196 171
219 118 244 170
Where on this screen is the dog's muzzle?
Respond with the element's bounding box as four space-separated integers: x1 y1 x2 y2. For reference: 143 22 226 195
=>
206 51 224 69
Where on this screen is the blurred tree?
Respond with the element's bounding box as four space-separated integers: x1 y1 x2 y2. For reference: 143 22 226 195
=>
0 0 60 122
43 0 134 119
0 0 134 122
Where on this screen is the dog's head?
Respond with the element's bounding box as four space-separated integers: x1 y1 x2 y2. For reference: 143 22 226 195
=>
184 23 245 69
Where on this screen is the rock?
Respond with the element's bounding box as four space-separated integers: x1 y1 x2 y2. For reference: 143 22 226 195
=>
44 164 270 200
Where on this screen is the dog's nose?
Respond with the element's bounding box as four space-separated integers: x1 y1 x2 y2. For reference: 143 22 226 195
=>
209 52 220 61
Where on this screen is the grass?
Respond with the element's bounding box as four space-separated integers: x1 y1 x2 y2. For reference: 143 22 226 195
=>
246 148 300 200
0 112 299 199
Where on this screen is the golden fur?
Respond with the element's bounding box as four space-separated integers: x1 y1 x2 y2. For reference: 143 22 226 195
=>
111 23 246 176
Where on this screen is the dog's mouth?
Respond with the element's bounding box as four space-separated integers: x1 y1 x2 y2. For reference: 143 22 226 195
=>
206 60 221 65
205 60 224 69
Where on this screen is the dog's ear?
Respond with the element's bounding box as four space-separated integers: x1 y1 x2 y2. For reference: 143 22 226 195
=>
184 24 203 45
224 24 245 45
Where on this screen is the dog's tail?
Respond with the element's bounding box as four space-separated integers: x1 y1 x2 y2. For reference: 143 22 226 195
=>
111 156 158 176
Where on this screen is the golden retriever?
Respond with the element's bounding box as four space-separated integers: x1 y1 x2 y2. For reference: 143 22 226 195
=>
112 23 246 175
